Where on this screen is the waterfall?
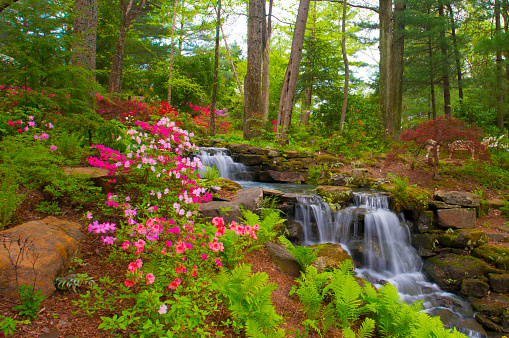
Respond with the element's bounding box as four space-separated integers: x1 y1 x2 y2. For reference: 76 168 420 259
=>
195 147 249 180
294 191 483 338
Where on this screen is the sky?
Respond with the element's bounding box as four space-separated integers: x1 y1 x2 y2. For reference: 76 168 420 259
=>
221 0 379 83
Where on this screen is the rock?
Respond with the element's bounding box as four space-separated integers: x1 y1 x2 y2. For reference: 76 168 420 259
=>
428 201 462 209
422 253 490 292
472 294 509 317
461 278 490 298
438 229 489 249
475 313 505 332
489 273 509 293
0 217 84 297
283 150 300 159
285 220 304 242
236 154 266 166
497 224 509 233
487 232 509 243
458 318 487 337
412 233 439 257
281 160 304 171
472 245 509 272
199 188 263 224
246 146 265 155
215 178 242 192
265 241 301 278
262 189 299 203
434 191 480 208
487 198 505 209
316 154 344 166
63 166 117 193
308 243 352 271
315 186 354 207
264 149 279 158
437 209 476 229
351 168 373 179
413 210 435 233
259 171 305 183
227 143 250 153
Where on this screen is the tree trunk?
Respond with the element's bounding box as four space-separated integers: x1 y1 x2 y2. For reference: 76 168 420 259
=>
502 0 509 135
107 0 146 96
429 36 437 119
210 0 221 137
261 0 273 126
379 0 393 136
277 0 311 144
390 1 405 139
438 4 451 116
243 0 264 140
496 0 504 133
167 0 179 103
446 3 464 113
339 0 349 132
300 0 316 129
73 0 98 74
221 25 244 99
300 82 312 127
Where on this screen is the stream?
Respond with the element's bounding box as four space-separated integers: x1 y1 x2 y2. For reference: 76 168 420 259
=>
197 147 486 338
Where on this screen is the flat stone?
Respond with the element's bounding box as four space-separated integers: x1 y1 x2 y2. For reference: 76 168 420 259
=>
351 168 373 179
264 150 279 158
487 198 504 209
489 273 509 293
283 150 300 159
434 191 480 208
438 229 489 248
497 224 509 233
259 171 305 183
472 245 509 272
475 313 505 332
428 201 462 209
487 232 509 243
0 217 84 297
437 208 476 229
461 278 489 298
315 186 353 206
199 188 263 224
265 241 301 278
472 294 509 317
262 189 298 203
237 154 265 166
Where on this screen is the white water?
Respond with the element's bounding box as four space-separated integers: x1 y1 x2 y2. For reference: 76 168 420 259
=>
196 147 249 181
294 192 484 338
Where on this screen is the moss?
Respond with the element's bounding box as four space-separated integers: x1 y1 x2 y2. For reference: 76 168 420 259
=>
308 243 351 269
214 178 242 193
472 245 509 272
316 186 353 206
316 154 344 166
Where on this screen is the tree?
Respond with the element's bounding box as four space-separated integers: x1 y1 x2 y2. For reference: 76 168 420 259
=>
438 3 451 115
243 0 264 140
167 0 180 103
277 0 311 144
0 0 18 13
107 0 147 95
339 0 349 132
261 0 273 125
210 0 222 136
73 0 98 74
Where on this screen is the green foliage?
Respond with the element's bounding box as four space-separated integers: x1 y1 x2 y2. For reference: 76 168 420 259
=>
342 318 376 338
501 198 509 217
212 264 285 338
0 315 30 336
55 273 96 293
0 171 24 230
36 201 61 215
278 236 318 270
289 265 331 319
13 285 46 319
442 161 509 190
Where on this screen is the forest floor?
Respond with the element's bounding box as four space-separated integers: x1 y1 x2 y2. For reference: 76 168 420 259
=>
1 155 508 338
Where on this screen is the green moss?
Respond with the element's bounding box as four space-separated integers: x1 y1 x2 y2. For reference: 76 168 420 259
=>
214 178 242 193
472 245 509 272
316 154 344 166
316 186 353 206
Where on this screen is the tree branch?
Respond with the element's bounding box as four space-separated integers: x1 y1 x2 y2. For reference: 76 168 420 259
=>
314 0 378 13
0 0 19 13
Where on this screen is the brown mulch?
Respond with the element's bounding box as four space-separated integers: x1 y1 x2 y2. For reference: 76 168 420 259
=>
2 156 509 337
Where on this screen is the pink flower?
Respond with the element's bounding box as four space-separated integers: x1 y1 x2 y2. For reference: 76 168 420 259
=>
124 279 135 287
122 240 131 250
214 226 226 237
40 133 49 139
86 212 93 219
175 242 186 253
146 273 155 285
158 304 167 314
208 238 224 252
212 217 224 228
50 145 57 152
253 224 260 231
134 239 145 254
229 221 237 231
168 278 181 290
136 224 147 234
175 266 187 274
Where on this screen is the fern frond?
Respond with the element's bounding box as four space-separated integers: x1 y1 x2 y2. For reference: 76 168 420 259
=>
356 317 376 338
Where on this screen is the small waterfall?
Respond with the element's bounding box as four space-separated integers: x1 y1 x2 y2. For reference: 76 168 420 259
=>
196 147 249 180
294 191 483 338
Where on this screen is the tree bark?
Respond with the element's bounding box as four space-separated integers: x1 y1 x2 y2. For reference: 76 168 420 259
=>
438 4 451 116
429 36 436 119
277 0 311 144
501 0 509 135
167 0 179 103
261 0 273 126
390 1 405 139
446 3 464 113
210 0 221 137
72 0 98 74
243 0 264 140
379 0 393 136
300 1 316 129
496 0 504 133
107 0 146 96
300 84 312 127
339 0 349 132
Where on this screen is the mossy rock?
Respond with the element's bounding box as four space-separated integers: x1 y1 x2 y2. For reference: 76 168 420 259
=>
412 232 440 256
316 186 353 207
316 154 345 167
472 245 509 272
381 184 431 213
438 229 489 249
308 242 352 271
214 178 242 193
281 160 304 171
351 177 378 188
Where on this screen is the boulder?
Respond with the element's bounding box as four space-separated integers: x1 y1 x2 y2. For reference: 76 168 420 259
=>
265 241 301 278
0 217 84 297
438 229 489 249
423 253 490 292
413 210 435 233
316 154 344 166
475 313 506 332
284 220 304 242
437 209 476 229
428 201 462 209
283 150 300 159
351 168 373 179
259 171 305 183
472 245 509 272
433 191 480 208
315 186 354 207
461 278 490 298
472 294 509 318
199 188 263 224
281 160 304 171
412 233 440 257
264 149 279 158
227 143 250 153
487 232 509 243
308 243 351 272
246 146 265 155
237 154 267 166
489 273 509 293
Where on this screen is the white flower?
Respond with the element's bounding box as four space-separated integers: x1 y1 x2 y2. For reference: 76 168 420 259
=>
158 304 167 314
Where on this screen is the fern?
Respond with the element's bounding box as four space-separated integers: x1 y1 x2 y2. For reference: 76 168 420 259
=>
278 236 318 269
290 265 331 319
54 273 96 292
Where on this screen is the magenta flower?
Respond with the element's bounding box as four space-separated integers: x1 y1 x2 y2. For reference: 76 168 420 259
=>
50 145 57 152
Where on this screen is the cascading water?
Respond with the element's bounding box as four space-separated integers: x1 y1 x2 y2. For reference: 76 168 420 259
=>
195 147 250 180
294 192 484 338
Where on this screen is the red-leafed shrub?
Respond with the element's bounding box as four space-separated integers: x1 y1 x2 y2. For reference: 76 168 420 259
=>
400 116 487 178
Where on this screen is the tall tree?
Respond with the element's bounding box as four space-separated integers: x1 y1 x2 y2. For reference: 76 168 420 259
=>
438 3 451 115
73 0 98 74
210 0 222 136
446 2 464 112
107 0 147 95
243 0 264 140
261 0 273 125
339 0 349 132
167 0 180 103
495 0 504 132
277 0 311 143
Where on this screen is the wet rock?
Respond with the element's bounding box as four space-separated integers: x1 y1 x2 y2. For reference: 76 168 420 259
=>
237 154 267 166
461 278 490 298
262 189 299 203
0 217 84 297
472 294 509 318
437 209 476 229
423 253 490 292
259 170 305 183
199 188 263 224
265 241 301 278
308 243 352 272
438 229 489 249
285 220 304 242
413 210 435 233
472 245 509 272
489 273 509 293
412 233 440 257
475 313 506 332
315 186 353 207
434 191 480 208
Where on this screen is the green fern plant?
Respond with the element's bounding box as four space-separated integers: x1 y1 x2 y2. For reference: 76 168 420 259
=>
55 273 96 292
289 265 331 320
342 317 376 338
211 264 285 338
278 236 318 269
